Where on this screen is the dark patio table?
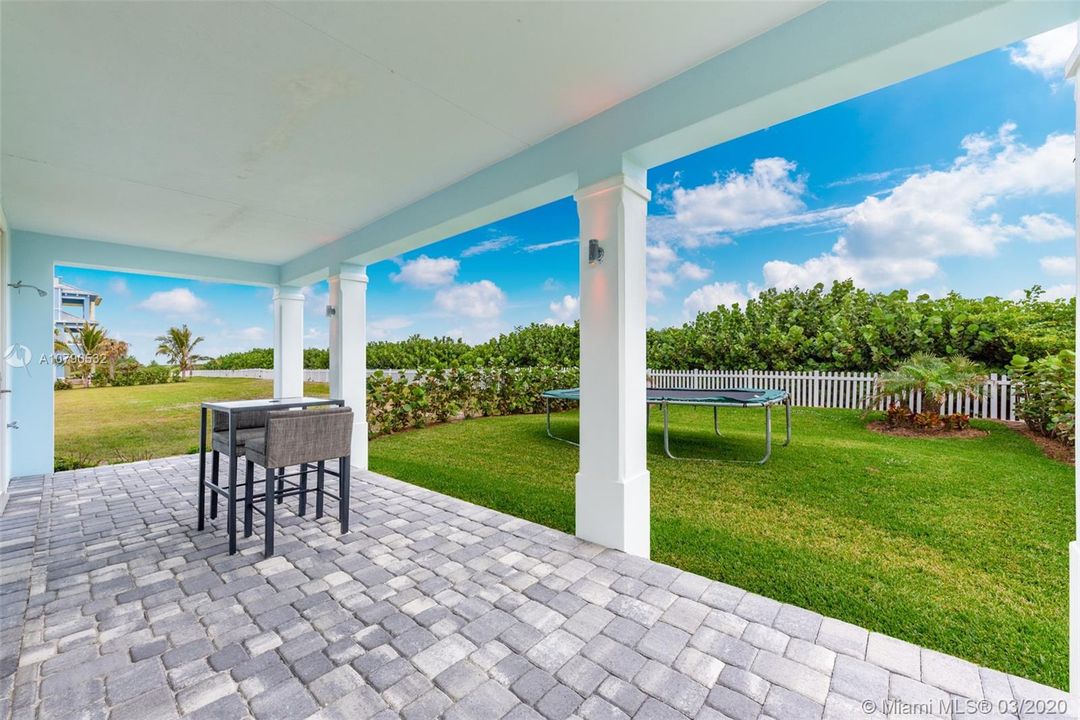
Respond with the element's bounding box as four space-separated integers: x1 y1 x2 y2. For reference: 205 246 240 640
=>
197 396 344 553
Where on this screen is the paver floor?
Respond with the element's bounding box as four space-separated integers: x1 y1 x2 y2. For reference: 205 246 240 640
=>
0 455 1072 719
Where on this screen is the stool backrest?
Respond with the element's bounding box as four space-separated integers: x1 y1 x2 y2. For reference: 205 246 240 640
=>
213 409 269 432
263 407 353 468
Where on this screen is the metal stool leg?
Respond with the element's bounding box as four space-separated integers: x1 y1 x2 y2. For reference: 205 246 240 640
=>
244 460 254 538
338 456 350 533
197 409 207 530
316 461 325 519
210 450 219 519
264 467 275 557
276 467 285 504
299 463 308 516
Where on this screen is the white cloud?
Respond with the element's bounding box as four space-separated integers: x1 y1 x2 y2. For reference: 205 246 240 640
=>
759 124 1074 290
137 288 207 315
1009 283 1076 301
462 234 516 257
1008 23 1076 79
1040 255 1076 276
233 326 267 343
108 278 130 296
434 280 506 319
672 157 807 233
391 255 460 288
678 262 711 281
650 158 851 248
1012 213 1074 242
542 277 563 292
544 295 579 325
762 254 940 291
1043 284 1076 300
683 282 750 316
369 316 413 340
522 238 577 253
646 242 680 301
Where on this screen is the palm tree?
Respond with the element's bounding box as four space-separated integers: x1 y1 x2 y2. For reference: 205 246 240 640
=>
100 338 130 382
71 322 108 388
865 353 986 415
155 325 206 378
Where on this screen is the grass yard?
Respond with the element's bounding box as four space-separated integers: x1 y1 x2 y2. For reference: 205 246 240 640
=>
54 377 1073 687
369 405 1073 689
55 377 328 467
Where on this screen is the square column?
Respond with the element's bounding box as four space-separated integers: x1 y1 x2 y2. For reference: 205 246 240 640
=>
574 173 651 558
272 287 305 398
328 264 369 470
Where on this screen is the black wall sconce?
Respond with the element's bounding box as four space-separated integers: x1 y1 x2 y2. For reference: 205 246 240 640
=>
588 238 604 265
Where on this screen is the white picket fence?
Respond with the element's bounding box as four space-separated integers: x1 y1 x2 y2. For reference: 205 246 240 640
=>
647 369 1016 420
193 367 1017 420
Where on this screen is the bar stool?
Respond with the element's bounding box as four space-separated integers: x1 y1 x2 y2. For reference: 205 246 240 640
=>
208 409 268 520
242 407 354 557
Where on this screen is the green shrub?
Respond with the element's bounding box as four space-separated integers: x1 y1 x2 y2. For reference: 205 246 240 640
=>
110 365 180 387
203 282 1074 373
54 455 96 471
54 378 72 391
1008 350 1075 446
366 367 579 438
203 348 274 370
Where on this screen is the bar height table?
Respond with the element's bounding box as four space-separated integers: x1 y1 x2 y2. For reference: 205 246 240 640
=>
198 396 345 554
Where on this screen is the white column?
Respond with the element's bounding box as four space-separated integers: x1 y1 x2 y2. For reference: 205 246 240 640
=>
272 287 305 398
574 172 651 558
328 264 369 469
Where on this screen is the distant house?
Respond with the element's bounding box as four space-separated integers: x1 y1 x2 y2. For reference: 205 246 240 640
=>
54 278 101 336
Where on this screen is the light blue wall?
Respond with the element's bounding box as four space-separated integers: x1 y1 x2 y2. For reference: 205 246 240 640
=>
8 231 280 477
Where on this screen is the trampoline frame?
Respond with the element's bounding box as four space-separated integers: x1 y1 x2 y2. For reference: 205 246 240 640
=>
542 387 792 465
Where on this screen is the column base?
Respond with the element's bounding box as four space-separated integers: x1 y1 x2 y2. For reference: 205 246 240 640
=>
351 420 369 472
575 469 650 558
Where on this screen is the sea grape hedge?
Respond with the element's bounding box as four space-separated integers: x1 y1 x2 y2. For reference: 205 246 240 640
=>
366 367 579 437
203 282 1074 373
1008 350 1076 447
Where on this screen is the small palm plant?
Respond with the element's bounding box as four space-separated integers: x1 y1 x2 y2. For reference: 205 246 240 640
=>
155 325 206 378
865 353 986 418
71 322 109 388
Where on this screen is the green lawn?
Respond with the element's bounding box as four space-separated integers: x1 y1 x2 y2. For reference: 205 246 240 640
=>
369 405 1073 689
54 378 1073 687
55 377 328 467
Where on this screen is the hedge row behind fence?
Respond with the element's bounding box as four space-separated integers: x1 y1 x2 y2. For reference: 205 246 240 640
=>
366 367 579 438
203 282 1074 374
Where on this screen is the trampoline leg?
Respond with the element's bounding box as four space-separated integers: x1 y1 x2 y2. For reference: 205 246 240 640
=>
758 406 773 465
545 396 579 447
713 406 721 436
663 402 678 460
784 398 792 447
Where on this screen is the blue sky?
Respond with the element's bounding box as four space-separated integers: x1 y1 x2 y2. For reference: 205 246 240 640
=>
59 24 1077 363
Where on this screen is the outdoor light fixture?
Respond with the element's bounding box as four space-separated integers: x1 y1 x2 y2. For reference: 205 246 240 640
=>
8 281 47 297
588 238 604 265
325 304 337 317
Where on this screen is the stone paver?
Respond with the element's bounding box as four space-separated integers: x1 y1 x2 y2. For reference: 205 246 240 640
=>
0 455 1072 719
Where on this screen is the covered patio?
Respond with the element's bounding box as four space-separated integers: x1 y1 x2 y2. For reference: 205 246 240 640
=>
1 456 1070 719
1 1 1078 716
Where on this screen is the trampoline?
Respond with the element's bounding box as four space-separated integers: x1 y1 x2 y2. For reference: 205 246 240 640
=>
541 387 792 464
